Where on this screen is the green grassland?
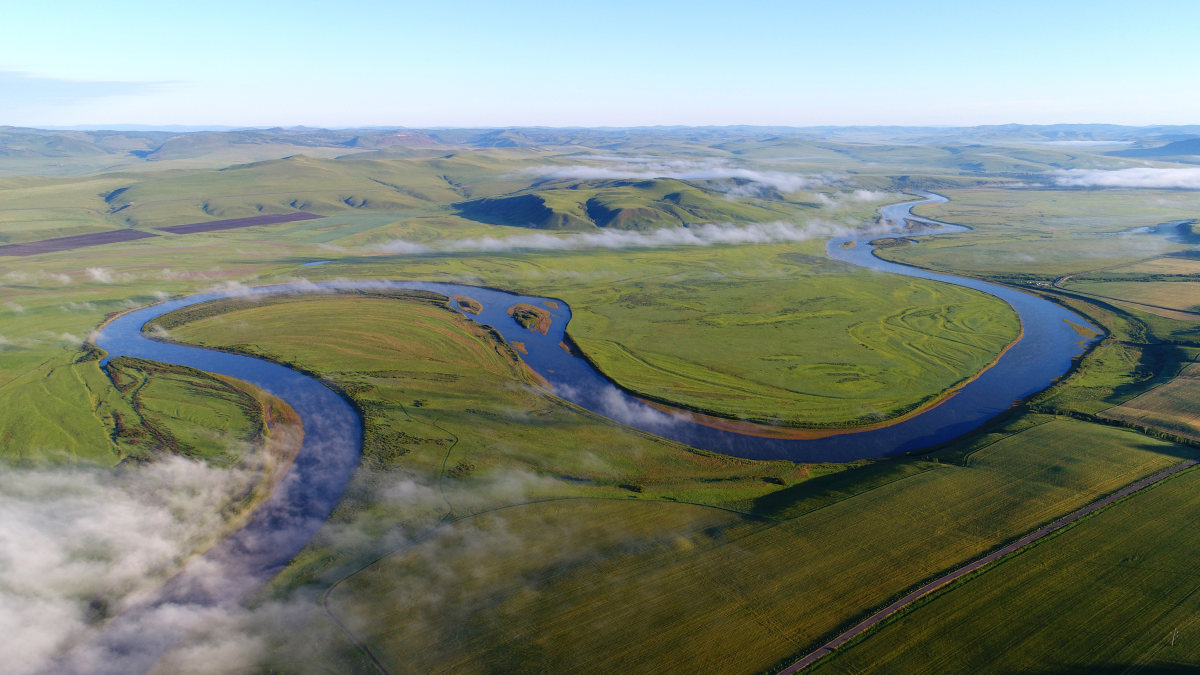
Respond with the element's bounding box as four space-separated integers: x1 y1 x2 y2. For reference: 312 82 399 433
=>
102 356 288 467
100 151 557 227
813 464 1200 673
867 185 1200 425
455 177 806 230
559 255 1020 427
0 203 1024 439
0 173 133 243
5 129 1200 671
159 292 1191 672
710 136 1131 175
165 292 817 506
0 126 444 177
0 344 288 468
321 421 1190 674
284 239 1020 427
1021 281 1200 419
881 188 1200 279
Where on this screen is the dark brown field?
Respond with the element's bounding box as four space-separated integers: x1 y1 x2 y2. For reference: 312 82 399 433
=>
156 212 323 234
0 229 159 256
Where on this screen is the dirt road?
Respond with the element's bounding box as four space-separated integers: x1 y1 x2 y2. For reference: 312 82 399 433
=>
781 458 1199 672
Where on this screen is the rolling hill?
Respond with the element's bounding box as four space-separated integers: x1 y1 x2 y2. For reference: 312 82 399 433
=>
1110 136 1200 161
455 178 805 230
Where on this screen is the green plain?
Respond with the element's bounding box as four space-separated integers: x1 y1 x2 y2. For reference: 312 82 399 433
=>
4 127 1200 671
169 293 1189 673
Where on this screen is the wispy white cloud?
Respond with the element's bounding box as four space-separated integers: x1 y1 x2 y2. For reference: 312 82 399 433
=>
372 239 432 254
1053 168 1200 189
3 270 72 286
85 267 116 283
814 189 893 207
0 457 277 674
375 220 852 255
527 157 835 195
0 70 169 104
1034 140 1133 146
11 457 575 673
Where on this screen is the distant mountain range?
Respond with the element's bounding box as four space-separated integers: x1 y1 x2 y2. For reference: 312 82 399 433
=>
5 122 1200 156
2 123 1198 178
1109 137 1200 159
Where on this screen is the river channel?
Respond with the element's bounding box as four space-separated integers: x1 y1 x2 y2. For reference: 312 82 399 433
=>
84 193 1099 665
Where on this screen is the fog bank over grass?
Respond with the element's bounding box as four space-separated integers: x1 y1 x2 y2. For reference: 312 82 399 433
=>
0 448 578 673
1053 168 1200 189
527 156 836 195
0 457 269 674
815 189 893 207
374 219 860 255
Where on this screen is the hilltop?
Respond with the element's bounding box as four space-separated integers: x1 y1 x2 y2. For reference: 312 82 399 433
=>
455 177 803 230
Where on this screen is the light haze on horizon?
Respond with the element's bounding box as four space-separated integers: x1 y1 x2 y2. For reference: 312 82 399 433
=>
2 0 1197 128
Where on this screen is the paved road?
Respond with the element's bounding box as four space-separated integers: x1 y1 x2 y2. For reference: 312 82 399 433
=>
781 459 1199 673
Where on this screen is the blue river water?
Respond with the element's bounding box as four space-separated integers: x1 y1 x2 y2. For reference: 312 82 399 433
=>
97 194 1103 470
81 192 1100 667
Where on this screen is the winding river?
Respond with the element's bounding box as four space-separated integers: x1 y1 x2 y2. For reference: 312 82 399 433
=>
84 193 1098 667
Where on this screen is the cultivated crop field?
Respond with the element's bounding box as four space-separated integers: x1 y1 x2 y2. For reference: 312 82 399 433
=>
1107 254 1200 276
1062 279 1200 317
1102 361 1200 442
813 466 1200 674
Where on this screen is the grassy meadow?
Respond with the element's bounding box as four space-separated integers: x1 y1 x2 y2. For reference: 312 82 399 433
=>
559 254 1020 427
165 292 1193 672
165 292 819 509
884 188 1200 279
320 419 1190 674
0 209 1024 445
3 127 1200 671
298 240 1019 428
0 344 294 470
455 176 804 230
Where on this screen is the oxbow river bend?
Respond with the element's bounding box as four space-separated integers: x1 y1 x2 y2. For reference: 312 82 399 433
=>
85 192 1098 665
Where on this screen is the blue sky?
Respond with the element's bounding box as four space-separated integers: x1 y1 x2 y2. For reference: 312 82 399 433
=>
2 0 1197 128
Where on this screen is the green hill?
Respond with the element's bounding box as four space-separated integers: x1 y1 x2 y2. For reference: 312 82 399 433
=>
455 178 803 230
1110 137 1200 160
98 154 508 225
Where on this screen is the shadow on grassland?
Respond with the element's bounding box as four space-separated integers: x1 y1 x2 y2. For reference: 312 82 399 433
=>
1031 665 1198 674
750 457 937 520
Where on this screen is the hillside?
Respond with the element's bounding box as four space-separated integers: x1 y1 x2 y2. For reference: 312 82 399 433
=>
455 178 802 230
1110 137 1200 160
94 151 553 226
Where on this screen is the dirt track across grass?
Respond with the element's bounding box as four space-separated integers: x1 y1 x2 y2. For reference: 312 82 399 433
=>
783 458 1200 673
0 212 324 257
156 211 324 234
0 229 160 256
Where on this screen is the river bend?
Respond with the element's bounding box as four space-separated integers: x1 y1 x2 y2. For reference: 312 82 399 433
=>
81 192 1098 667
